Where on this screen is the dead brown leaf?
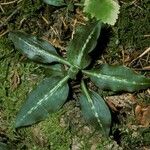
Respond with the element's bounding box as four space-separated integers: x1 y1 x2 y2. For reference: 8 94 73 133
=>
32 127 48 147
106 94 136 112
135 105 150 127
10 69 20 90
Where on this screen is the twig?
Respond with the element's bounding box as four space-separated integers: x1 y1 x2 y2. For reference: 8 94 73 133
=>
129 47 150 66
138 47 150 58
60 16 67 29
0 4 5 13
122 50 125 65
144 35 150 37
0 6 21 28
134 66 150 71
50 26 58 36
5 6 21 23
0 0 17 5
17 0 23 4
146 52 149 62
41 15 49 25
71 19 77 39
18 18 26 29
0 29 9 37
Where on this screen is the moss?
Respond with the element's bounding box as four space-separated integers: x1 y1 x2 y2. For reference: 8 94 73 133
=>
0 0 149 149
118 127 150 149
103 0 149 64
0 37 45 149
40 111 72 150
141 128 150 146
117 0 149 50
0 37 71 150
19 0 43 18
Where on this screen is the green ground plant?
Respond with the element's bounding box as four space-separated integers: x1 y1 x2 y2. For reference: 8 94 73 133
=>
43 0 120 25
9 20 150 136
0 0 150 149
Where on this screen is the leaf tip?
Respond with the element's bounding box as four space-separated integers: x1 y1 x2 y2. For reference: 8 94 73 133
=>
15 119 22 128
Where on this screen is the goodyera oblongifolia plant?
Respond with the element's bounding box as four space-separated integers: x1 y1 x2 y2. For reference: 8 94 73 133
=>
9 20 150 135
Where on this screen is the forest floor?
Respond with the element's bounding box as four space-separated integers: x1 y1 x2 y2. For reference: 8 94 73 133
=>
0 0 150 150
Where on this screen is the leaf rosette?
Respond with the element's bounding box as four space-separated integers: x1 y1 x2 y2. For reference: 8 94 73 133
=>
9 20 150 136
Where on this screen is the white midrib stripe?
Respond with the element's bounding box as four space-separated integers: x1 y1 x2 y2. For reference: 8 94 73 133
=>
76 28 95 66
86 93 103 129
82 82 103 130
86 71 148 86
19 37 59 59
20 75 69 122
18 37 72 66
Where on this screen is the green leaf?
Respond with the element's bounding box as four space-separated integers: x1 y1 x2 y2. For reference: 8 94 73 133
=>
43 64 66 77
67 66 79 79
83 64 150 92
84 0 120 25
9 31 68 65
43 0 66 6
15 75 69 128
80 81 111 135
67 21 101 69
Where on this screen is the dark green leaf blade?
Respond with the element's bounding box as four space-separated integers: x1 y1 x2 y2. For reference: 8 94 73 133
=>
43 64 66 77
80 81 111 135
9 31 60 64
83 64 150 92
43 0 66 6
15 75 69 128
67 21 101 69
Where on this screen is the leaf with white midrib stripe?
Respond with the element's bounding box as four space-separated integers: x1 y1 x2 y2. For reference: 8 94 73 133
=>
83 64 150 92
9 31 70 66
67 21 101 69
15 75 69 128
80 81 111 135
76 28 95 66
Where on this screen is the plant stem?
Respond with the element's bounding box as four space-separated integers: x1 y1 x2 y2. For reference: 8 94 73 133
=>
81 80 87 95
55 55 72 67
82 70 91 76
74 3 84 7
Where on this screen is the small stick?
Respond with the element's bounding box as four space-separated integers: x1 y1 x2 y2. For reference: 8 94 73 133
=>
146 52 149 62
5 6 21 23
60 16 67 28
144 35 150 37
18 18 26 29
134 66 150 71
129 47 150 66
0 29 9 37
71 20 76 39
41 15 49 25
50 26 58 36
0 6 21 28
17 0 23 4
0 4 5 13
0 0 17 5
138 47 150 58
122 50 125 65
